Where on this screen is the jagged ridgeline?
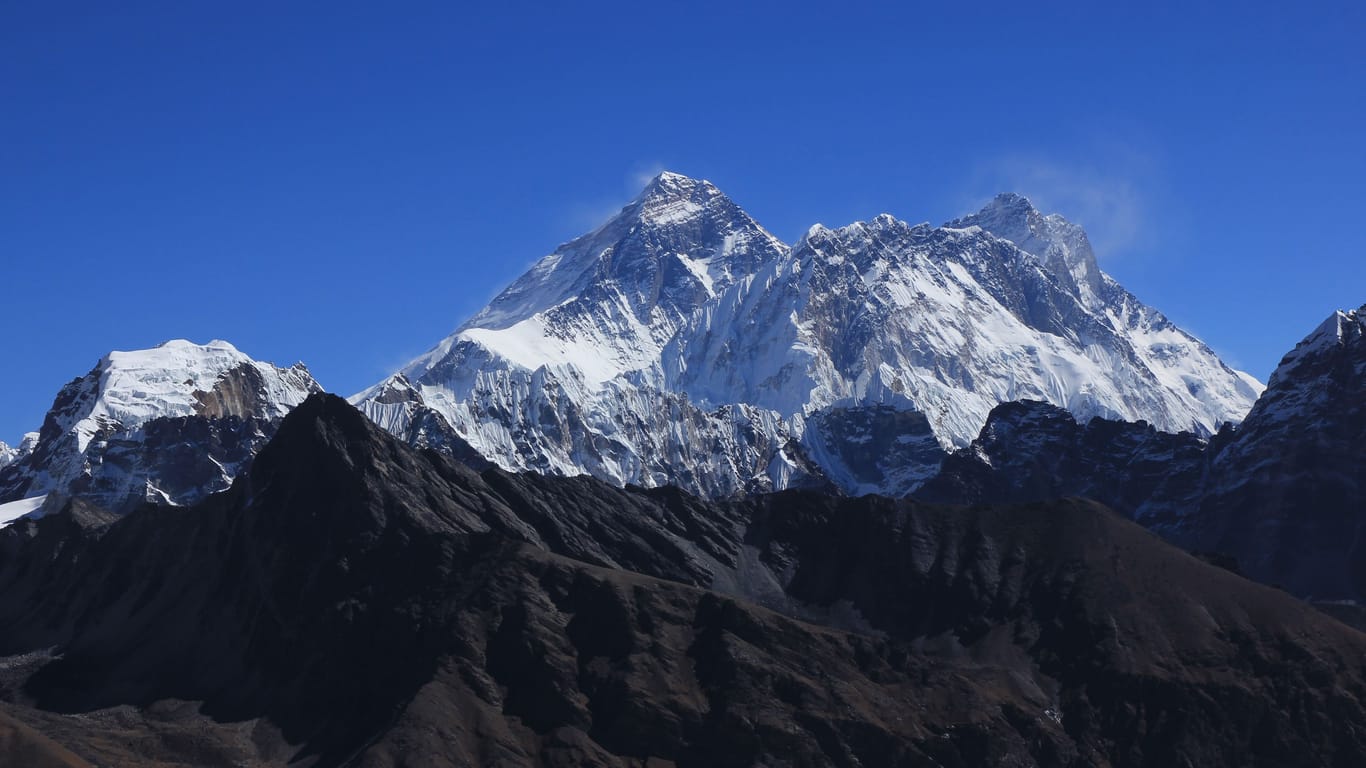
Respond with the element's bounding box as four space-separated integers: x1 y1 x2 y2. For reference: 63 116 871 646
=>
917 304 1366 605
0 175 1262 521
0 340 321 519
354 172 1261 498
4 395 1365 767
0 177 1363 767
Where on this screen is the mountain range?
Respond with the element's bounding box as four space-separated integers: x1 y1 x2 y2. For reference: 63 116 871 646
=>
2 173 1265 516
0 173 1361 766
0 340 320 520
4 394 1365 767
353 173 1261 498
917 303 1366 605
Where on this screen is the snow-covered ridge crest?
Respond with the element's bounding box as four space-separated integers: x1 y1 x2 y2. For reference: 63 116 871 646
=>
69 338 318 452
453 171 787 336
0 339 323 517
1275 304 1365 373
1161 303 1366 597
355 172 1263 498
1224 303 1364 444
0 433 38 470
356 170 791 406
947 192 1104 308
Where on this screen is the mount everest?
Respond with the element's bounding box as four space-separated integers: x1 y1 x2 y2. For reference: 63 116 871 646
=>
353 172 1261 497
3 175 1365 766
0 173 1265 523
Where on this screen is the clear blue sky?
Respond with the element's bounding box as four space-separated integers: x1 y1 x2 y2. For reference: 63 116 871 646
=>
2 2 1363 442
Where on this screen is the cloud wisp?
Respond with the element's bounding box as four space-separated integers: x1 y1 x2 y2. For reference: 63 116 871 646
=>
963 150 1159 263
558 162 673 235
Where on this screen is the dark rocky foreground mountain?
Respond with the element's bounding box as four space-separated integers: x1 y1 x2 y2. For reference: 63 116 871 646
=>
1182 305 1366 601
917 304 1366 605
3 394 1365 767
914 400 1208 523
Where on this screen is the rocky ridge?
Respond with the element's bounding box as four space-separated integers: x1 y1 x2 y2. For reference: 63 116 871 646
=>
916 304 1366 604
0 339 322 518
355 173 1261 498
1 394 1362 767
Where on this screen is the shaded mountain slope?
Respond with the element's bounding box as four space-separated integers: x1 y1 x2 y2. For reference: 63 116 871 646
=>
0 710 92 768
355 174 1259 498
914 400 1208 525
0 339 321 517
1 395 1364 766
1182 304 1366 600
917 305 1366 605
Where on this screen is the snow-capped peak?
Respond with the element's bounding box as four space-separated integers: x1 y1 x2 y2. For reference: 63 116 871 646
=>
631 171 722 227
637 170 717 199
73 338 316 452
459 171 786 337
356 177 1262 499
0 339 323 514
0 433 38 470
1309 305 1363 348
980 192 1038 218
948 193 1103 307
1267 304 1366 389
650 169 701 184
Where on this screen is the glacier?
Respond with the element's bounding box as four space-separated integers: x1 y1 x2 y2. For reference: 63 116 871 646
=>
0 339 322 516
355 172 1263 498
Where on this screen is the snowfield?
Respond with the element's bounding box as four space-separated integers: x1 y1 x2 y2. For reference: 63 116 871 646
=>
353 173 1262 498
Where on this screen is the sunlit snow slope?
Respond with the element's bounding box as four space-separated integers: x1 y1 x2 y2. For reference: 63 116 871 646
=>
0 340 322 517
356 173 1261 497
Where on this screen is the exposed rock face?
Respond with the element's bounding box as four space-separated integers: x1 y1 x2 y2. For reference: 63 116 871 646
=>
915 400 1208 525
0 340 321 516
0 434 37 471
916 304 1366 605
946 192 1105 309
2 395 1364 767
802 405 945 495
0 710 91 768
355 173 1260 498
1180 304 1366 599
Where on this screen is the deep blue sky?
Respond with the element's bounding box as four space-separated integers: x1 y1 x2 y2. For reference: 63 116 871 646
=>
2 2 1363 442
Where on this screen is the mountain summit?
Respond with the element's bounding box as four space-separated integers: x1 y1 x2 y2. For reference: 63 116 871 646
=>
0 340 322 517
947 192 1103 306
1180 304 1366 599
355 173 1262 497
